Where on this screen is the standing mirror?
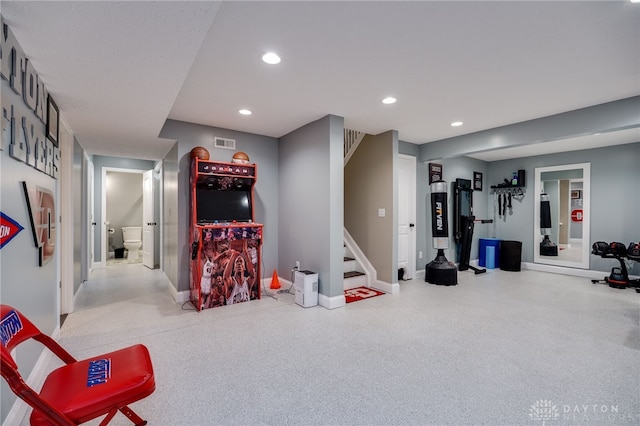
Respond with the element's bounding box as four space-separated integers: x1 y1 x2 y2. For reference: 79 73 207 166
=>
533 163 590 269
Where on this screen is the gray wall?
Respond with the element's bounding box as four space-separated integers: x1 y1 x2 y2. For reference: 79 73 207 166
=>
418 156 490 267
345 131 397 283
279 115 344 297
73 137 84 293
0 77 58 421
411 142 639 277
420 97 639 162
163 143 179 287
485 142 640 274
92 155 156 262
159 119 279 293
418 97 639 276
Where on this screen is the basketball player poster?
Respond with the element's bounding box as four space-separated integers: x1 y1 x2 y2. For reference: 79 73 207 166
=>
193 226 262 310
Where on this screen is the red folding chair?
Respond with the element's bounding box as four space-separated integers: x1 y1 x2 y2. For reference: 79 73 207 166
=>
1 305 155 425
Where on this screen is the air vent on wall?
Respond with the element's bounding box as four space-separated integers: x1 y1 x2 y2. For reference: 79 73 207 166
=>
214 137 236 150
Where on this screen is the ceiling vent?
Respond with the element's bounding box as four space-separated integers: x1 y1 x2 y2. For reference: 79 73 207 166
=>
214 137 236 150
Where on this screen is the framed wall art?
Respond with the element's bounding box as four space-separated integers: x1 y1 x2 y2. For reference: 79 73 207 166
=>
473 171 483 191
46 95 59 147
428 163 442 184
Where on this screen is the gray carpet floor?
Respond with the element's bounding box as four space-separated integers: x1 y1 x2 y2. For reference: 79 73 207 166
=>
22 264 639 425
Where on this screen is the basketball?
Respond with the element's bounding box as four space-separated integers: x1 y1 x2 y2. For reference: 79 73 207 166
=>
232 151 250 164
190 146 210 160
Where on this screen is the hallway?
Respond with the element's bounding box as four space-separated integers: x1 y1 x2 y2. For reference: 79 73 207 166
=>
23 264 640 425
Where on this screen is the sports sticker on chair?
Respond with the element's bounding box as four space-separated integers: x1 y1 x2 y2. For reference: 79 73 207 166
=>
21 182 56 266
0 212 24 249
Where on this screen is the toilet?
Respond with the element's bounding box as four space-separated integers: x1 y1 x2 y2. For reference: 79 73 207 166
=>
122 227 142 261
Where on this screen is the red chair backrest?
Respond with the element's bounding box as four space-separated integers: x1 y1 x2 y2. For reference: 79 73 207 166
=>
1 305 43 368
1 305 80 425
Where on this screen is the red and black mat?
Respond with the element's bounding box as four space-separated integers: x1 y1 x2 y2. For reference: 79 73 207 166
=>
345 286 385 303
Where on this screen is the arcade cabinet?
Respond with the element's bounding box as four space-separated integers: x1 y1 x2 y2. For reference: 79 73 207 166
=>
189 155 263 311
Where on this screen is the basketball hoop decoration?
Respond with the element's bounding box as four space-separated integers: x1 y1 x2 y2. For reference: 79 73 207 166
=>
190 146 210 161
232 151 250 164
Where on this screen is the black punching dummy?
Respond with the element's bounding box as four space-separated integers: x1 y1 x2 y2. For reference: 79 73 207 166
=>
425 181 458 285
539 193 558 256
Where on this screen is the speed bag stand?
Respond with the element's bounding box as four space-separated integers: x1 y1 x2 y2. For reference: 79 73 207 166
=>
425 181 457 286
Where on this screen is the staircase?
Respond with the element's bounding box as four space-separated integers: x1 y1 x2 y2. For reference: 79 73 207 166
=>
343 128 371 291
344 128 365 166
343 245 366 290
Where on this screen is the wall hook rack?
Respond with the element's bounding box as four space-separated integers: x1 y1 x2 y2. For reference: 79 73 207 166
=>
490 186 525 197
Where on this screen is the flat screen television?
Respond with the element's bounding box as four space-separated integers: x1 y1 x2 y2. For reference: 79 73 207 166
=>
196 188 253 223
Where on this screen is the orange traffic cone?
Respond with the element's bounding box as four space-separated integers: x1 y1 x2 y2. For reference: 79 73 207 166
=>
270 269 281 289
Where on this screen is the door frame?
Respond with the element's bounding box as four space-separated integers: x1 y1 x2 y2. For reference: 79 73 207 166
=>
59 117 74 314
398 154 417 279
100 167 147 266
88 159 95 272
142 169 155 269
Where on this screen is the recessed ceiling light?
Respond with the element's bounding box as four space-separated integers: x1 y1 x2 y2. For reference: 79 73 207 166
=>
631 0 640 4
450 121 463 127
238 109 252 115
261 52 281 65
382 97 396 104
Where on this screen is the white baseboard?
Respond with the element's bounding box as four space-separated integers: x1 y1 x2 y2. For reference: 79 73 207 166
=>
91 261 106 269
319 293 346 309
372 280 400 294
521 262 616 279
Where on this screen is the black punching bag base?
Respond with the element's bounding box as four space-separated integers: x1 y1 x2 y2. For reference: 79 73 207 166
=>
425 250 458 286
540 236 558 256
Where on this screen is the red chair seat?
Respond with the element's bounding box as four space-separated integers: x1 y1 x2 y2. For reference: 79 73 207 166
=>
30 344 155 425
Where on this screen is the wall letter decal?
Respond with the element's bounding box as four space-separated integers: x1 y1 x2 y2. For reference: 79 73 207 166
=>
8 111 26 163
0 16 11 81
23 58 37 111
1 104 12 151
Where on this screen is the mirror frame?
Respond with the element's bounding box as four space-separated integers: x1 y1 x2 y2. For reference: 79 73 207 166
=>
533 162 591 269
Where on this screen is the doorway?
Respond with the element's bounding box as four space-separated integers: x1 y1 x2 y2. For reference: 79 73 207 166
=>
398 154 416 279
101 167 155 268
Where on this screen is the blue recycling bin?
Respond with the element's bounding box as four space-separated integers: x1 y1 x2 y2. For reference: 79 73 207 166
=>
479 238 501 268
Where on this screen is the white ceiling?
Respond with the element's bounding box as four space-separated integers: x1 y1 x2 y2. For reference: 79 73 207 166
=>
2 1 639 161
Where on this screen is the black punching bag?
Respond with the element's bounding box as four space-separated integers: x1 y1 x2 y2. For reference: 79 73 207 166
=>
539 193 558 256
425 181 457 285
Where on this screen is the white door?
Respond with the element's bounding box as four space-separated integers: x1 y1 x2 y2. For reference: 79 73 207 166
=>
398 154 416 279
88 160 95 270
142 170 155 269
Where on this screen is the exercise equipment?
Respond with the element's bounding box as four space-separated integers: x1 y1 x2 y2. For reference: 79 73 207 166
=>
591 241 640 290
453 179 493 274
539 193 558 256
425 181 457 285
490 170 525 222
1 305 155 425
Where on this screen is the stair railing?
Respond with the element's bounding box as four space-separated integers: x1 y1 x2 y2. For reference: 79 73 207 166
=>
344 128 365 165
